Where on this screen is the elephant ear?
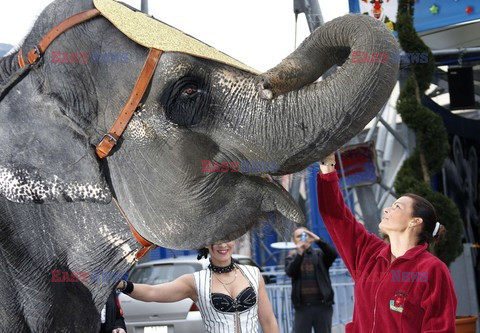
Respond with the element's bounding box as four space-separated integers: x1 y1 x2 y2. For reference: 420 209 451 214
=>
0 80 110 204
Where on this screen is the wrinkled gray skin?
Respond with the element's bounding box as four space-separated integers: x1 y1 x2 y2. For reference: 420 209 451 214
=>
0 0 398 331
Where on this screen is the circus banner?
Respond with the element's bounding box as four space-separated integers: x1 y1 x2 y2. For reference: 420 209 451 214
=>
411 0 480 32
350 0 480 33
349 0 398 31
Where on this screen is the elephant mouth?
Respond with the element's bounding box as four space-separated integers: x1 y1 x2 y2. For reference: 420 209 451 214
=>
187 170 304 248
197 154 302 226
244 171 304 225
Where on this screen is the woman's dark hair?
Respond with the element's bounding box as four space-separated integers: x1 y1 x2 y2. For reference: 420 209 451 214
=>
197 247 209 260
403 193 446 245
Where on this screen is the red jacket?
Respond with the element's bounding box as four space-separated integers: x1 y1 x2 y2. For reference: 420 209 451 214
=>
317 171 457 333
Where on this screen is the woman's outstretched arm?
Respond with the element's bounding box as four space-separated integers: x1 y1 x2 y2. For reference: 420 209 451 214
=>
117 273 197 302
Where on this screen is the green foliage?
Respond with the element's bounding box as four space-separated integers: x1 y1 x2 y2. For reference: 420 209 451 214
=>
415 114 449 174
394 152 422 195
394 0 463 266
428 192 464 266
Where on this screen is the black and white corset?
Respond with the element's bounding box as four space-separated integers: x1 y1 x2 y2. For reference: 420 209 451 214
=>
193 264 260 333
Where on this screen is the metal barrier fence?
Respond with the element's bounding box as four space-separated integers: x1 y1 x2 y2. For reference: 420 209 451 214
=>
263 266 354 333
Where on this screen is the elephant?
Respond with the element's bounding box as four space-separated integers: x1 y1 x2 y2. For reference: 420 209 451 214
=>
0 0 398 331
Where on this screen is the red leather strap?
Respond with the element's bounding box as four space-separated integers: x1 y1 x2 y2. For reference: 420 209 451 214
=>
96 48 162 257
96 48 163 158
15 6 160 259
128 225 157 261
113 198 157 261
18 49 26 68
23 9 101 66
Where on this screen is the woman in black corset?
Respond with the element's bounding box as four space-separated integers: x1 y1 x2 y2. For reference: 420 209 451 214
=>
116 241 279 333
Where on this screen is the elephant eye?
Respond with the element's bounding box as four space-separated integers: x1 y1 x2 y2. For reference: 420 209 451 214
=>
182 86 198 97
160 77 209 127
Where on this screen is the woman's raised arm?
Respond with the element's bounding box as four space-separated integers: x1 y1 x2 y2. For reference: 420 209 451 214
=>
117 273 197 303
317 153 385 280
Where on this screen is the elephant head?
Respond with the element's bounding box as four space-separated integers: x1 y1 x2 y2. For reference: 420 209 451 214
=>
1 0 400 254
0 0 398 330
100 8 398 249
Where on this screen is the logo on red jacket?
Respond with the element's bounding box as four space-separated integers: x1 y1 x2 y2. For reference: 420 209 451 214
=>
389 291 407 313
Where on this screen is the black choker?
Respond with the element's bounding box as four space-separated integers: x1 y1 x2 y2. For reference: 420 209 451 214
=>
208 259 236 274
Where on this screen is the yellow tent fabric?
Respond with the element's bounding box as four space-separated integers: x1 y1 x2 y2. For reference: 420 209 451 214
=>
93 0 258 74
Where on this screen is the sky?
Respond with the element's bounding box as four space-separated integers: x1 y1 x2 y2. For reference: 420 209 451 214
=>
0 0 349 72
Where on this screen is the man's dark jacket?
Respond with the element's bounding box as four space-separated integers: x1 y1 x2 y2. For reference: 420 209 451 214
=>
99 291 127 333
285 238 338 308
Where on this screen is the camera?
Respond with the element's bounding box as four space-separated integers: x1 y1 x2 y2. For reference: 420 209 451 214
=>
300 231 307 242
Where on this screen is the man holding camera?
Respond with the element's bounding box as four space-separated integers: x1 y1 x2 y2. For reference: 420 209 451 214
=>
285 227 338 333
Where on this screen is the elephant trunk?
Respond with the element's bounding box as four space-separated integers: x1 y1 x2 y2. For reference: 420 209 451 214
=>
255 14 399 173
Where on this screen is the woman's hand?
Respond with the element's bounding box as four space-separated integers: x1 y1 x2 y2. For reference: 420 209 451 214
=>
112 329 126 333
319 152 336 174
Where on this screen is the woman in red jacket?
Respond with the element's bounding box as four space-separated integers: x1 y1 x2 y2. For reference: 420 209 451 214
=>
317 153 457 333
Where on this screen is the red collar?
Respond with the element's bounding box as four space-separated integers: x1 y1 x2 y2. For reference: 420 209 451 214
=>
377 243 428 262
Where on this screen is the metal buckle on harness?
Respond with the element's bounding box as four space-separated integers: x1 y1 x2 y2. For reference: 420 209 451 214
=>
96 133 119 159
33 45 41 57
27 45 43 65
100 133 118 143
